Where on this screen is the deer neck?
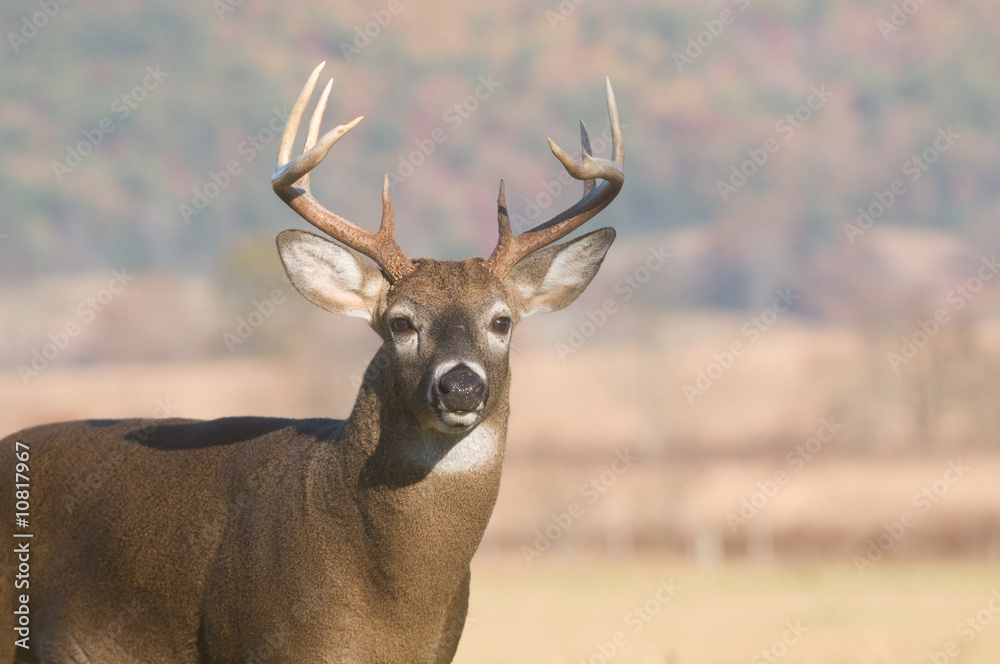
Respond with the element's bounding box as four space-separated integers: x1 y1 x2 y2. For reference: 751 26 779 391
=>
332 348 509 595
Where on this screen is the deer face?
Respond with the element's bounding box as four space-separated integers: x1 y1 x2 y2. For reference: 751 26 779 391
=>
277 227 615 434
378 259 510 434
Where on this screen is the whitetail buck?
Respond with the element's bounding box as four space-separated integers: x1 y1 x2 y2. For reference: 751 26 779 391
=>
1 62 624 663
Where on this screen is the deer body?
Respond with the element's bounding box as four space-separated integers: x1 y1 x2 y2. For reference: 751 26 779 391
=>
1 63 623 663
3 413 493 663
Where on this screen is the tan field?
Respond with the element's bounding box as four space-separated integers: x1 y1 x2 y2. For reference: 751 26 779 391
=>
4 299 1000 662
457 557 1000 664
4 311 1000 561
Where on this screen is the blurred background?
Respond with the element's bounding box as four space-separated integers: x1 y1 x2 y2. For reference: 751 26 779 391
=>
2 0 1000 661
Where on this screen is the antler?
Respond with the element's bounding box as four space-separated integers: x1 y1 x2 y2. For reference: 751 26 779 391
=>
272 62 414 282
484 78 625 277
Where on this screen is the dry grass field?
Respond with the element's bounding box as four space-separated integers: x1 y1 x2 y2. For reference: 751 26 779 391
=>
4 297 1000 661
4 316 1000 562
457 557 1000 664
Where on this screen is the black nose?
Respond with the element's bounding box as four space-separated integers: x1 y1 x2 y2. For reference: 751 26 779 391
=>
436 365 488 413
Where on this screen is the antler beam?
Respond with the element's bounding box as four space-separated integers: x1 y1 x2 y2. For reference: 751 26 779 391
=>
272 62 414 283
484 78 625 277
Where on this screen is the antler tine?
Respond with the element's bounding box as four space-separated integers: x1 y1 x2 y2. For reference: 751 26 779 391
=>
297 76 334 192
580 120 596 196
275 62 323 170
493 179 515 262
484 77 625 277
272 63 414 282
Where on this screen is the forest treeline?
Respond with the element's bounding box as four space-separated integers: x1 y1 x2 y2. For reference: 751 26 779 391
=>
2 0 998 312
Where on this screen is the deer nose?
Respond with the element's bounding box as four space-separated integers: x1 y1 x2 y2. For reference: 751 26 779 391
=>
435 364 488 413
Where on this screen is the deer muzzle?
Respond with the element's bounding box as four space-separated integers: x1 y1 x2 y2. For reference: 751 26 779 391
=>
435 364 488 414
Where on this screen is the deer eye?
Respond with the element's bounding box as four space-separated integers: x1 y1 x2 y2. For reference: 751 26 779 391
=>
490 316 512 336
390 317 415 336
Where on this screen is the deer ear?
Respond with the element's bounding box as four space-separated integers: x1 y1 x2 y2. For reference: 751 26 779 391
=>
505 227 616 318
277 229 388 323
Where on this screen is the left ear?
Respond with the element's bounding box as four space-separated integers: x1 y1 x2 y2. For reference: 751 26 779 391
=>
504 227 616 318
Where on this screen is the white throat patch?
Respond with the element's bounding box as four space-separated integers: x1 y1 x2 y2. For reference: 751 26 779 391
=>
418 424 501 475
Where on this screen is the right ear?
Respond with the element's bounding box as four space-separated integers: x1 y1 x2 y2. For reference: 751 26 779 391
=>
276 229 388 324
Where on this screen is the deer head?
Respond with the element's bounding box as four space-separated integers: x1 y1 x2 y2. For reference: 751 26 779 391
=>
272 62 624 438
